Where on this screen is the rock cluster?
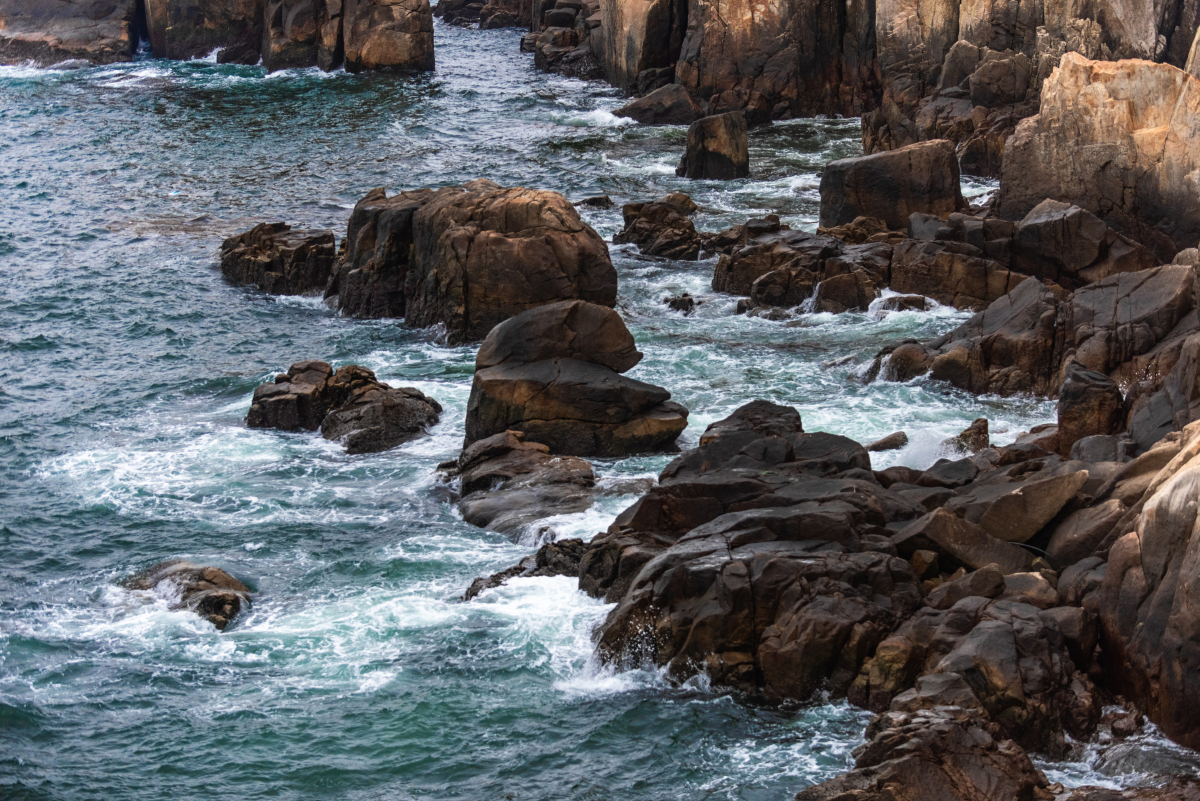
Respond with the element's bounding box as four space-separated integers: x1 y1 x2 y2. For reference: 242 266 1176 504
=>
247 360 442 453
463 300 687 456
124 560 252 631
324 180 617 344
612 193 700 260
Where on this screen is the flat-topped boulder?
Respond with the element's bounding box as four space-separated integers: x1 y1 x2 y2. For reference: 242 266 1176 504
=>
124 560 252 631
247 361 441 453
325 181 617 343
219 222 337 296
676 112 749 180
0 0 139 65
464 301 687 456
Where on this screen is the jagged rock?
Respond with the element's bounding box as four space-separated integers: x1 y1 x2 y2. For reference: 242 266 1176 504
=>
1013 199 1158 290
247 361 441 453
342 0 435 73
819 140 967 231
1046 498 1127 567
613 83 705 125
446 431 596 536
1062 778 1200 801
326 181 617 343
219 222 336 295
262 0 320 71
925 563 1006 610
1057 363 1126 457
943 466 1090 544
676 112 749 180
462 538 587 600
892 508 1035 575
662 293 697 314
712 229 840 295
144 0 265 64
945 417 989 454
812 271 877 313
998 571 1060 609
575 195 614 209
124 560 252 631
613 195 700 260
0 0 139 65
795 707 1055 801
999 53 1200 261
464 301 687 456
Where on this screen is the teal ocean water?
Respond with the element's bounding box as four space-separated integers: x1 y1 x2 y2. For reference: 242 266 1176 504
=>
6 21 1163 801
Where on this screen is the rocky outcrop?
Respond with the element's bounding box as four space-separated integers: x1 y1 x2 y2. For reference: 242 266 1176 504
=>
818 140 967 230
342 0 434 72
612 193 700 260
676 112 749 180
219 222 336 295
325 181 617 344
443 430 597 535
463 538 587 600
247 360 442 453
464 301 688 456
262 0 339 71
597 0 687 94
144 0 266 64
124 560 252 631
999 53 1200 262
0 0 139 65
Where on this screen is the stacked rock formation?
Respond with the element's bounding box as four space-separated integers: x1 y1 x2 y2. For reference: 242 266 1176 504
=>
247 360 442 453
463 300 688 457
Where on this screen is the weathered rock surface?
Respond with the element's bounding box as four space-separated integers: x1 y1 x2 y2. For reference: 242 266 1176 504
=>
145 0 265 64
463 538 587 600
219 222 336 295
342 0 435 72
0 0 139 65
597 0 687 93
1058 363 1126 457
819 140 966 231
613 83 705 125
999 53 1200 262
325 181 617 343
465 301 687 456
247 360 441 453
262 0 327 71
676 112 749 180
445 431 596 535
613 194 700 260
124 560 252 631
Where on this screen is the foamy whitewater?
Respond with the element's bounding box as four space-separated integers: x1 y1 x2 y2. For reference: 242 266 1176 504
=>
2 20 1193 801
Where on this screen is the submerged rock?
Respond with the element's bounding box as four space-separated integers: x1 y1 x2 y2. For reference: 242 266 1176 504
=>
219 222 337 295
464 301 687 457
247 360 441 453
124 560 252 631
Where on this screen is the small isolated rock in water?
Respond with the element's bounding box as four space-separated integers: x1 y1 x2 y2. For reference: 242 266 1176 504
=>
613 194 700 260
662 293 697 315
945 418 989 454
867 431 909 452
676 112 749 180
220 222 337 296
462 538 586 600
444 430 596 535
465 300 688 456
247 361 441 453
819 140 967 230
614 83 705 126
575 195 613 209
124 560 251 631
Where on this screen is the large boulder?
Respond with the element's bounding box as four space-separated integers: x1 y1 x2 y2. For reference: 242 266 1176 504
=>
144 0 265 64
999 53 1200 262
219 222 336 295
342 0 434 73
612 194 700 260
613 83 705 125
818 140 966 231
1100 421 1200 751
464 301 687 457
325 182 617 343
124 560 252 631
1057 363 1127 457
676 112 749 180
0 0 139 65
247 361 442 453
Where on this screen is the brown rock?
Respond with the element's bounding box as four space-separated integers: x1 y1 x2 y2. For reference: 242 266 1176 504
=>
676 112 749 180
1046 498 1127 567
144 0 265 64
613 83 704 125
342 0 433 72
220 222 336 296
463 538 588 600
889 239 1024 311
124 560 252 631
613 197 700 260
596 0 687 94
925 563 1006 610
0 0 139 65
892 508 1035 575
867 431 909 452
1057 363 1127 457
946 417 989 454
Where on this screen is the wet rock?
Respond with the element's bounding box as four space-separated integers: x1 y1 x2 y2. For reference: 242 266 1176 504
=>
575 195 614 209
818 140 966 231
945 417 989 454
613 195 700 260
662 293 697 315
262 0 321 71
817 216 891 245
795 707 1055 801
124 560 252 631
342 0 435 73
465 301 687 456
328 181 617 343
219 222 336 295
888 239 1025 312
876 294 930 313
1057 363 1127 457
676 112 749 180
892 508 1035 575
447 431 595 536
613 83 704 125
142 0 265 64
0 0 139 65
462 538 587 600
867 432 908 453
925 563 1006 610
999 53 1200 261
247 361 441 453
711 229 840 296
812 271 876 313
